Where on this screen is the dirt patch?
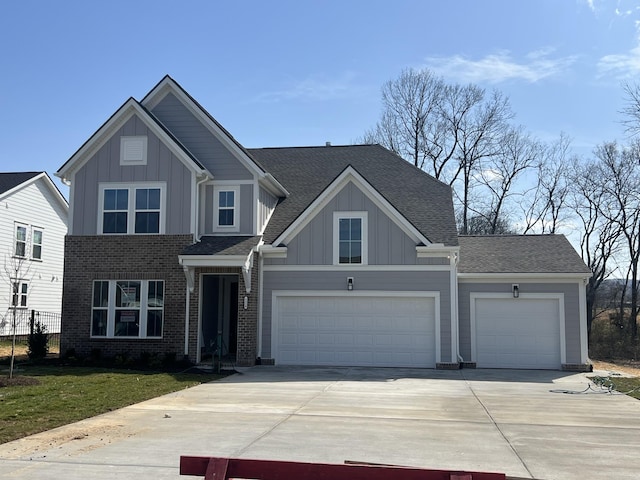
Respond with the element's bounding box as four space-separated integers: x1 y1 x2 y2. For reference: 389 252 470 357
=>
591 360 640 377
0 376 41 387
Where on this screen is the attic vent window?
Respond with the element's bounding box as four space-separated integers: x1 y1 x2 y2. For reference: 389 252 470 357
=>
120 136 148 165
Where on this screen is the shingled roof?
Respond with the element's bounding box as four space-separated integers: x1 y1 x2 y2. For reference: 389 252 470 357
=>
458 235 591 274
0 172 41 196
247 145 458 246
181 235 261 256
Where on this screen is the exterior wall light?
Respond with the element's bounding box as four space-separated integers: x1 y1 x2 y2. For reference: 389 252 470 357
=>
347 277 354 291
512 284 520 298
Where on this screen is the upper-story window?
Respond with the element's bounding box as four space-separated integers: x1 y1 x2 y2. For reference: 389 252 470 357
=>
14 224 27 257
32 228 43 260
99 183 165 234
213 186 239 231
333 212 368 265
120 136 148 166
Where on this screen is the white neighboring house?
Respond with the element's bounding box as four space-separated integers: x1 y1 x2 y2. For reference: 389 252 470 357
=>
0 172 68 336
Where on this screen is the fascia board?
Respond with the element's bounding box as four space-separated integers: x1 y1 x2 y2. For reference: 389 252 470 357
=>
416 245 459 257
56 99 209 182
142 77 283 191
259 245 288 258
273 166 430 246
458 272 592 282
178 254 248 268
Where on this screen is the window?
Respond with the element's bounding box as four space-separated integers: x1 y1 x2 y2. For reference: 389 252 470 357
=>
213 186 239 231
15 225 26 257
135 188 160 233
99 184 165 234
333 212 368 265
32 228 43 260
11 281 28 308
120 136 148 165
91 280 164 338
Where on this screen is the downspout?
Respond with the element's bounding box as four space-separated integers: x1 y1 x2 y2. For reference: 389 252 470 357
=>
451 250 463 364
193 173 210 242
257 247 264 358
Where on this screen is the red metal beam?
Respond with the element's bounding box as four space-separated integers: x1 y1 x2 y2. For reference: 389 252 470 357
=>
180 456 506 480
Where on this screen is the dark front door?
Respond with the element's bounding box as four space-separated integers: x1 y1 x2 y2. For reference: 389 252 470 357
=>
201 274 239 361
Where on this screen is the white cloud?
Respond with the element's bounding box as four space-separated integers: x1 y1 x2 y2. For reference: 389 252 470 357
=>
254 72 362 103
423 49 577 84
598 23 640 78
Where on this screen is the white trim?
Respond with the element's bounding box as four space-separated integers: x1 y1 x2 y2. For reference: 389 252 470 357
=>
184 284 190 357
97 182 167 235
13 222 28 258
213 185 240 233
257 251 264 358
469 292 566 366
31 226 43 261
270 290 441 366
579 279 588 363
179 254 249 268
259 245 288 258
458 273 590 282
333 211 368 265
273 166 430 246
449 255 459 363
262 264 452 272
416 245 459 258
120 136 147 166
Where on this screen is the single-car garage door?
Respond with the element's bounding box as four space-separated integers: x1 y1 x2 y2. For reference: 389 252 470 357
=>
274 294 436 368
474 296 562 369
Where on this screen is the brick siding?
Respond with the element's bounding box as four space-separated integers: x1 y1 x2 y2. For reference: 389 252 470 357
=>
61 234 192 360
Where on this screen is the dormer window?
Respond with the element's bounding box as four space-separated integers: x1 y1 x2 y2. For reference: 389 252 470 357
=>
214 186 239 232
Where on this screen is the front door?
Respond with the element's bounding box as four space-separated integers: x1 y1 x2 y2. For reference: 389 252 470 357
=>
201 274 239 363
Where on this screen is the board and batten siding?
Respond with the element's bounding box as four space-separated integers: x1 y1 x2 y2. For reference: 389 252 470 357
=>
281 181 418 265
457 282 583 364
0 178 67 318
150 92 253 180
261 270 453 361
258 186 278 234
71 114 192 235
202 183 254 235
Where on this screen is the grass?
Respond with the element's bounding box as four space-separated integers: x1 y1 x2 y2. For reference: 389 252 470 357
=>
0 365 218 444
590 376 640 400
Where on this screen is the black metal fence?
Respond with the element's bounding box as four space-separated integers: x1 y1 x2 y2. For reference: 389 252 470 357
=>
0 309 61 354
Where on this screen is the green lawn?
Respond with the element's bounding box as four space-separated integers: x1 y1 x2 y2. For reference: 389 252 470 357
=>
0 366 218 444
600 376 640 400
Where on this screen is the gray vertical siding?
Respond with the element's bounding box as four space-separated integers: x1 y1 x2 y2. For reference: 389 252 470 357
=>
261 270 452 360
283 181 418 265
202 183 255 235
258 186 278 233
151 93 254 180
457 282 583 364
72 114 192 235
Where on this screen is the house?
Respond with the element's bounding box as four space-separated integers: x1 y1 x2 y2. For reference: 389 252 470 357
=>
0 172 68 335
55 76 592 370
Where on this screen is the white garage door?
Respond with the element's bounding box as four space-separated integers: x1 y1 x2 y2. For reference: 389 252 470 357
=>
475 297 561 369
274 294 436 367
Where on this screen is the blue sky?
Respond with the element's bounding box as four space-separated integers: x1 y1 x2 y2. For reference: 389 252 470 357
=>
1 0 639 195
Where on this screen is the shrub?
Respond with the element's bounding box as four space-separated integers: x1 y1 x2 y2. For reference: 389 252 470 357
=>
27 321 49 360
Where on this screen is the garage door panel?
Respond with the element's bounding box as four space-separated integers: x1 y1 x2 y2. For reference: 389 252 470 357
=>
475 297 561 369
275 295 436 368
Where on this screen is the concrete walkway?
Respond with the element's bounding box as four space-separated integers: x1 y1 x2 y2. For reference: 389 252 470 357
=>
1 366 639 479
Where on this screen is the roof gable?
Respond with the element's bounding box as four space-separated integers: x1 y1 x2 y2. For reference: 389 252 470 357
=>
273 165 430 246
458 235 591 275
56 97 210 182
249 145 458 246
141 76 287 196
0 171 68 212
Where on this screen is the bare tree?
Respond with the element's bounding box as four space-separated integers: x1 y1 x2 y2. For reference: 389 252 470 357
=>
570 157 623 335
363 68 445 169
621 81 640 138
3 240 35 379
472 126 539 234
520 133 573 234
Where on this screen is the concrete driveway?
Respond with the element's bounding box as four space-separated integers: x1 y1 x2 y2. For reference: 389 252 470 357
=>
1 366 639 480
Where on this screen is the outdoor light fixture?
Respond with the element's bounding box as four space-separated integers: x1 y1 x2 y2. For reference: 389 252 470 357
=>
512 284 520 298
347 277 354 291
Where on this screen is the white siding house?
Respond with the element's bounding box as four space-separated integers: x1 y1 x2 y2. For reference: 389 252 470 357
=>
0 172 68 335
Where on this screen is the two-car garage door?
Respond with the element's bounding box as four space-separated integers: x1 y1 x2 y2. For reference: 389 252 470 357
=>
474 296 563 369
273 294 437 368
